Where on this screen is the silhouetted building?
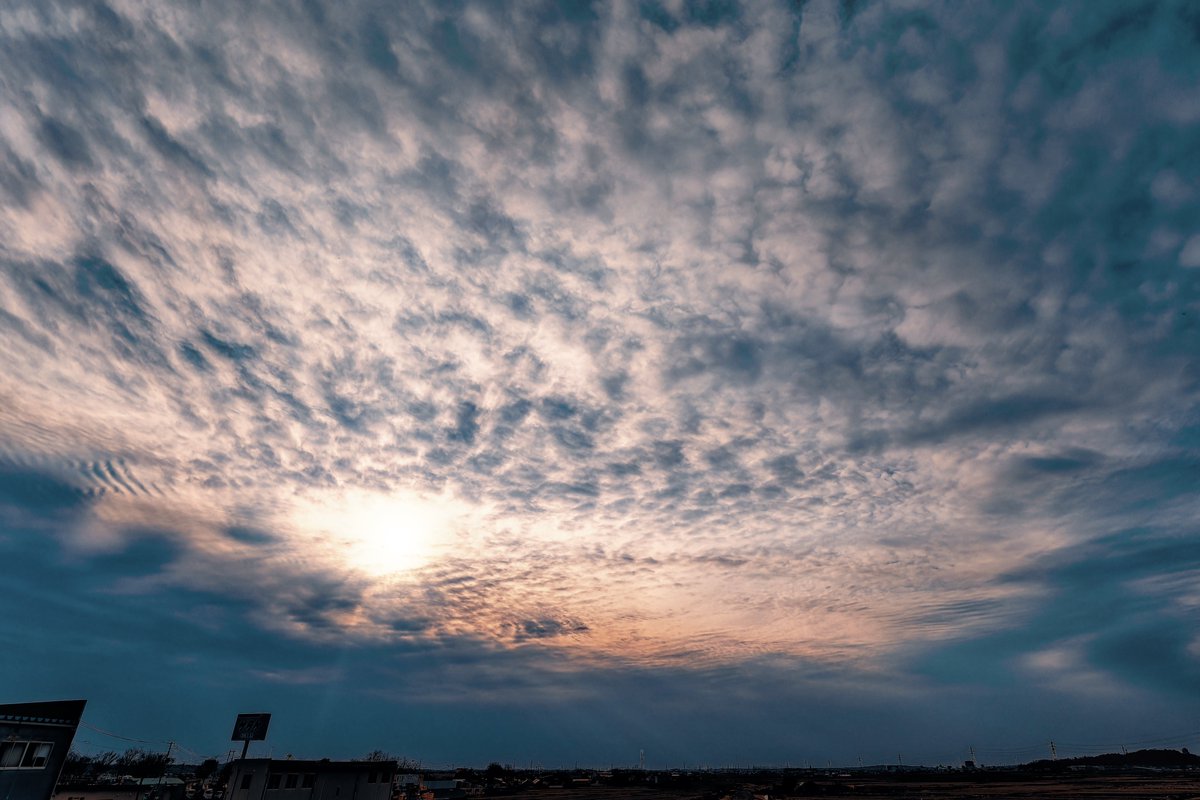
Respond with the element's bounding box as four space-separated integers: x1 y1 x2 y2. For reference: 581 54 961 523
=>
0 699 87 800
225 759 393 800
425 779 474 799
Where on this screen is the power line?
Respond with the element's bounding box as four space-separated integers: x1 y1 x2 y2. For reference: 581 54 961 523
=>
1055 731 1200 750
171 743 204 759
78 722 166 746
972 729 1200 761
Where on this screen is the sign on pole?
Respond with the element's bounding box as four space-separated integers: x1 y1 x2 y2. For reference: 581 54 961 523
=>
231 713 271 758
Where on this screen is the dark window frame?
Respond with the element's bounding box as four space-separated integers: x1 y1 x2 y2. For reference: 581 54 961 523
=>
0 740 53 770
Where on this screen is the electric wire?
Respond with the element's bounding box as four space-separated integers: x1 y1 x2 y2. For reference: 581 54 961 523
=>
78 722 165 746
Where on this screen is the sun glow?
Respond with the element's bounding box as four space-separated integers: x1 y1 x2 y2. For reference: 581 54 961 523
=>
295 488 465 577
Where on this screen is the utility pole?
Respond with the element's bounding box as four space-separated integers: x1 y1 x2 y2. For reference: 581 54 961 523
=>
133 740 172 800
1049 741 1057 761
154 742 174 798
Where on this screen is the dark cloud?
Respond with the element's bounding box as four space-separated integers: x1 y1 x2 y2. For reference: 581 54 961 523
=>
0 464 91 516
140 115 212 177
0 142 41 206
37 117 94 169
511 617 589 642
199 329 257 362
223 525 279 545
915 525 1200 699
903 394 1087 447
448 401 480 444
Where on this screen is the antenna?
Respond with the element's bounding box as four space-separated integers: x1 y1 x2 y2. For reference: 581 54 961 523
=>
638 750 645 771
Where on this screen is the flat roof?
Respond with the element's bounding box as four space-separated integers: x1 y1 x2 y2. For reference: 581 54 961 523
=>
0 699 87 726
234 759 396 772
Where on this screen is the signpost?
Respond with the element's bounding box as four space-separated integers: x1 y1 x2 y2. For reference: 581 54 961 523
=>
230 713 271 760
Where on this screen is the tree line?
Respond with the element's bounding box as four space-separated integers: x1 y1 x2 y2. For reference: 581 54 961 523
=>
61 748 208 782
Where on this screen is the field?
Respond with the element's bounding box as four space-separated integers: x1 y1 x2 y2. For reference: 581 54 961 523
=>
492 773 1200 800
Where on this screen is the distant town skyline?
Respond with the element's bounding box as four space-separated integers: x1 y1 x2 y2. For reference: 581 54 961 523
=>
2 0 1199 768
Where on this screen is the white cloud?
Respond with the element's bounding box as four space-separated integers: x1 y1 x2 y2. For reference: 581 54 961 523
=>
1 0 1198 691
1179 234 1200 268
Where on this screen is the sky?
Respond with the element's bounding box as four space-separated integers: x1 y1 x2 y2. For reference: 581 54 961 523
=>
1 0 1199 769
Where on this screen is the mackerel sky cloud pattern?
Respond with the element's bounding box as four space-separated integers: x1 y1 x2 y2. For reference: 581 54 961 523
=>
2 0 1199 766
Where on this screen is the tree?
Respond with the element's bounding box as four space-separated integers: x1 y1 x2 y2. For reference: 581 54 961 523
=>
63 751 119 781
115 748 173 780
93 751 120 774
196 759 220 781
136 752 172 780
62 751 92 781
485 762 511 786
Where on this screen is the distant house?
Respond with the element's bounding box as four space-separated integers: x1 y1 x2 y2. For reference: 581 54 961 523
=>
0 699 87 800
225 759 394 800
424 778 467 799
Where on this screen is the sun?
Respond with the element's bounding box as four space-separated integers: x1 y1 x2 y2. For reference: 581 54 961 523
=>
294 487 462 577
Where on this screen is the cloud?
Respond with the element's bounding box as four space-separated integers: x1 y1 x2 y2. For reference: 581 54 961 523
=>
1 0 1198 762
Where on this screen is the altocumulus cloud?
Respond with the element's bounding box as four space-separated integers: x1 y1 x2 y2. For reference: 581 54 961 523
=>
1 0 1199 765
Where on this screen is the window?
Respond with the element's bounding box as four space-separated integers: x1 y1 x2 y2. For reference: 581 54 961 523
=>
302 774 315 788
23 743 52 769
268 774 281 789
241 774 253 790
0 742 25 769
0 741 52 769
285 774 298 789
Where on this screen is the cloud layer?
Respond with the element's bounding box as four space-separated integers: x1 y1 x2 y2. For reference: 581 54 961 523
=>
2 0 1199 764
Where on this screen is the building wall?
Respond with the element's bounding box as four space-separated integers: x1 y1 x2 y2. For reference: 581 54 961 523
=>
0 699 86 800
226 764 268 800
310 770 390 800
225 760 393 800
